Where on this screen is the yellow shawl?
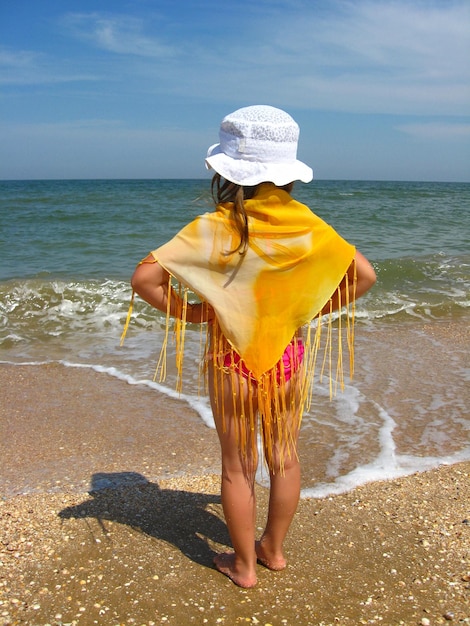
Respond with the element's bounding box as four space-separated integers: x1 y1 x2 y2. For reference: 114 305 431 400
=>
122 183 356 471
152 183 355 371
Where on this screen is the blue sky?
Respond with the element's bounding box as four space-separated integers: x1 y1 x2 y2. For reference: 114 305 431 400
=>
1 0 469 181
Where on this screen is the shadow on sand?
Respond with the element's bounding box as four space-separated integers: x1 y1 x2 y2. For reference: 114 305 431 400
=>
58 471 229 568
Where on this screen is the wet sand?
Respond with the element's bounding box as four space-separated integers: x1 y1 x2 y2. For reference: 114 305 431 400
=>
1 363 469 625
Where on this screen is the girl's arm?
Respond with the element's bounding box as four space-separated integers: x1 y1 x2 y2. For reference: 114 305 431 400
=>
321 250 376 315
131 255 214 323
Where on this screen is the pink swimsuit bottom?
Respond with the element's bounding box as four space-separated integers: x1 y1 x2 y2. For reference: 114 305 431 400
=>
223 339 305 384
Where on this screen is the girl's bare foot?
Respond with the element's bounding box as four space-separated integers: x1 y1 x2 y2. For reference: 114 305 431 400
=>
255 540 287 571
213 552 257 588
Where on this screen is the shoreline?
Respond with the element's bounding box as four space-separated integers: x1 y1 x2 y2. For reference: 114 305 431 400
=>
1 363 469 624
3 314 470 499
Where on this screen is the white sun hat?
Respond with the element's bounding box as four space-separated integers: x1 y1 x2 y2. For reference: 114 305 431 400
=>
205 105 313 186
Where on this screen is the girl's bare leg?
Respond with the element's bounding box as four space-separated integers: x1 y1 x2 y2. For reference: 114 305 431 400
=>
255 454 301 570
209 368 258 588
256 377 302 571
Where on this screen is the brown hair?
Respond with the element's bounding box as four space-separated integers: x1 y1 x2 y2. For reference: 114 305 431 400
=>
211 173 294 255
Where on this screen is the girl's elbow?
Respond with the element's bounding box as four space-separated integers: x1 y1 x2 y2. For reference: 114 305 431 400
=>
130 263 152 295
366 266 377 289
354 252 377 296
358 265 377 296
130 258 167 298
130 269 142 293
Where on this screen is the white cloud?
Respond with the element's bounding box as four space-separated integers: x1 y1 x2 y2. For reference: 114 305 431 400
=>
138 0 470 117
0 46 98 85
1 1 469 117
396 122 470 139
61 13 177 58
0 49 39 68
311 1 469 78
223 0 470 115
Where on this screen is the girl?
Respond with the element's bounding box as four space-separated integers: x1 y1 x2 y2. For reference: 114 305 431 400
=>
128 105 376 588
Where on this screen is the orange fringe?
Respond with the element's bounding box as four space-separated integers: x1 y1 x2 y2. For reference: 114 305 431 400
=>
121 262 357 475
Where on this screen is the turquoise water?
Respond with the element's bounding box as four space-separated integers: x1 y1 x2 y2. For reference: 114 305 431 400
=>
2 178 469 276
1 179 469 496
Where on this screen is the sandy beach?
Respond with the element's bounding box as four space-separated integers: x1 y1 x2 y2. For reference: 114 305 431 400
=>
1 363 469 625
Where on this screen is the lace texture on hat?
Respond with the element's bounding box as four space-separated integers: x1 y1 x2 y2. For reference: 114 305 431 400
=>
222 105 299 144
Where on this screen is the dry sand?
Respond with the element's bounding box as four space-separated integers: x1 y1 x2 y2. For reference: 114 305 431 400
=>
1 364 469 625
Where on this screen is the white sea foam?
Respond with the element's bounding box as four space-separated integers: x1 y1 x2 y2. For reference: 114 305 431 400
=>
303 449 470 499
93 361 470 499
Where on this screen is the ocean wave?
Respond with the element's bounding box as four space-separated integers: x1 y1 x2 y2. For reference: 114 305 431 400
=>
0 268 467 362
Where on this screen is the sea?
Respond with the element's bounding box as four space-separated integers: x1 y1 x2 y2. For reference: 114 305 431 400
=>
1 179 469 498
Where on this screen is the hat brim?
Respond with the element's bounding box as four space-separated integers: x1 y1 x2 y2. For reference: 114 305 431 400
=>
205 143 313 187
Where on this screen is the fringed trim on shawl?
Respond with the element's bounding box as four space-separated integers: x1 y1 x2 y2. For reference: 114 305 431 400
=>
156 277 190 393
207 321 304 475
121 261 356 475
